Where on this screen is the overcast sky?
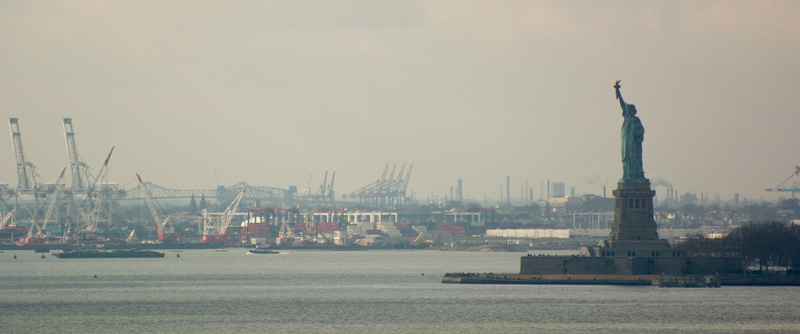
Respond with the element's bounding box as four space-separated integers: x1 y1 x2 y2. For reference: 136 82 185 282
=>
1 0 798 205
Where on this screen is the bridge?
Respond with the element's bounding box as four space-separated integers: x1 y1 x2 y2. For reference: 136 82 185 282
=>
123 182 296 206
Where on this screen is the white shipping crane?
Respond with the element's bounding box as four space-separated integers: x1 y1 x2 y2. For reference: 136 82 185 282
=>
62 118 95 191
137 174 177 242
413 230 427 244
77 147 114 239
38 168 66 235
9 118 43 192
202 190 245 244
0 209 16 231
126 230 138 244
23 168 67 245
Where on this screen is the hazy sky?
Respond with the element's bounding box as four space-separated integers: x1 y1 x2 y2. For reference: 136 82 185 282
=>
1 1 798 204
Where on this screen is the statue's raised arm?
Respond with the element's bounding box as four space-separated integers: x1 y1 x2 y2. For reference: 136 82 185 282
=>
614 80 627 114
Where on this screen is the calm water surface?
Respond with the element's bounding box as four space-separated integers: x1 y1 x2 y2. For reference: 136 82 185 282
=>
1 249 798 333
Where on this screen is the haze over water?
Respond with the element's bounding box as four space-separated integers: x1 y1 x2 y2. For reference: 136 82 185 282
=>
2 249 799 333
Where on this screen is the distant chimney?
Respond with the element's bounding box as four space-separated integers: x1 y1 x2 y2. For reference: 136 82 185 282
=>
547 180 550 199
506 176 511 205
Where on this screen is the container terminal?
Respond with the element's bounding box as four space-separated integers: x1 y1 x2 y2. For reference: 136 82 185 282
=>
1 117 798 256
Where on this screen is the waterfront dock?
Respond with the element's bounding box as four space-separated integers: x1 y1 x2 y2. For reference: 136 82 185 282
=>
442 273 656 285
442 272 800 286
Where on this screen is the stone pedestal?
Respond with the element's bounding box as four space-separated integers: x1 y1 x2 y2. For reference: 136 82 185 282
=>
610 182 658 241
581 182 671 259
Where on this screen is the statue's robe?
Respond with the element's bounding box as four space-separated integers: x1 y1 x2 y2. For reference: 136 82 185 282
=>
620 108 646 183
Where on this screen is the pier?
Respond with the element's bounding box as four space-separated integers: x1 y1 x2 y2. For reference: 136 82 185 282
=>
442 273 655 285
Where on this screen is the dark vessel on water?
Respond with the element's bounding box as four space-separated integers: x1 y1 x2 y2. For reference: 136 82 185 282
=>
248 246 279 255
53 249 165 259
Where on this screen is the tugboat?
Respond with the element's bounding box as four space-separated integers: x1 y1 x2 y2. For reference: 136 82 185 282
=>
248 246 279 255
53 249 165 258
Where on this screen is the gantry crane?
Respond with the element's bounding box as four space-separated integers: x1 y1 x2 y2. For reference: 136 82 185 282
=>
202 190 245 244
318 171 336 203
9 118 43 193
327 171 336 202
767 165 800 198
63 118 95 192
137 174 178 242
348 163 413 206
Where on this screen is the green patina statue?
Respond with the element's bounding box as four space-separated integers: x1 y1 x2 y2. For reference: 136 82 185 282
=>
614 80 648 184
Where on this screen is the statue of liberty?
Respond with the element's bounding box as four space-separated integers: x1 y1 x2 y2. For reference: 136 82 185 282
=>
614 80 648 183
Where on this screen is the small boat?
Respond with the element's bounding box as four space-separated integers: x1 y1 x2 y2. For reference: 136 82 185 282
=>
248 246 279 255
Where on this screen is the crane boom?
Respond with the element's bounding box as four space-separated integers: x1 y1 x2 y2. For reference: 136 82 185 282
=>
766 165 800 198
40 168 67 234
136 174 171 233
75 206 93 232
218 190 245 234
387 164 398 185
328 171 336 199
413 230 426 244
403 164 413 194
85 147 114 202
0 210 15 230
396 164 406 183
320 171 328 196
24 168 67 243
81 147 114 233
380 164 389 182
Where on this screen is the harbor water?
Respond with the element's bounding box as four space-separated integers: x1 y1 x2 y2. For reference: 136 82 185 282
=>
2 249 799 333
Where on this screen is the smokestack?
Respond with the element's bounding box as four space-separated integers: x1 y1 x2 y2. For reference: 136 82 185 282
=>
506 176 511 205
547 180 550 200
457 178 463 202
603 186 606 198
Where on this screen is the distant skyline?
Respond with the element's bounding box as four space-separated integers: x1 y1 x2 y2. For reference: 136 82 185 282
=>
1 1 798 204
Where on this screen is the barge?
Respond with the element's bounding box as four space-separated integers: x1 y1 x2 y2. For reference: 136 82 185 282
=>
248 246 279 254
53 249 165 259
